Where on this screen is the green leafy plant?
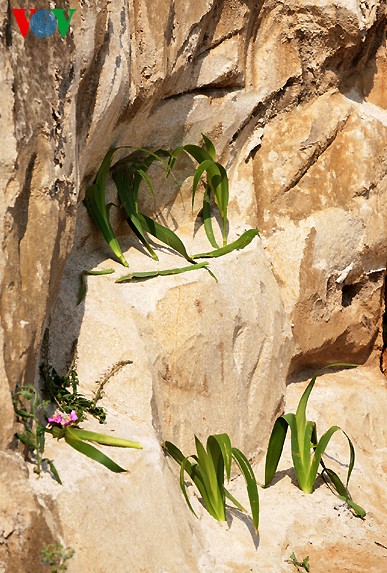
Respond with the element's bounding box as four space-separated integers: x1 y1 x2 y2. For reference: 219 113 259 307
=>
46 411 142 473
163 433 259 533
168 134 229 247
286 552 310 572
116 261 215 282
40 332 141 473
40 542 74 573
192 229 259 259
13 385 61 483
264 365 365 517
40 330 132 424
84 136 258 286
40 332 107 424
84 148 129 267
112 148 189 263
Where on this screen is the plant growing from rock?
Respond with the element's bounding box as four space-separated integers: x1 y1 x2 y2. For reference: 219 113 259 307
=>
264 366 365 517
286 552 310 572
40 329 131 424
14 333 142 479
40 542 74 573
46 410 142 473
40 332 141 473
163 433 259 533
83 135 258 292
13 385 61 483
167 133 230 247
41 352 107 424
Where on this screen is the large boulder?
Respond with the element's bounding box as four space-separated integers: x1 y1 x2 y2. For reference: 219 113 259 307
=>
252 90 387 370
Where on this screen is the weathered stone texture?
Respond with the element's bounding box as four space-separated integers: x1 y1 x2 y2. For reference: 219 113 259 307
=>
0 0 386 571
0 452 55 573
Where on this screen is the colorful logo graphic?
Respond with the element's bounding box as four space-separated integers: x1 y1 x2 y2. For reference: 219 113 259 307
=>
12 8 76 38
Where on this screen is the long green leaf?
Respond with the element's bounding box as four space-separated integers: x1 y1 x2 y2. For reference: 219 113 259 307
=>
203 186 219 248
321 466 366 517
171 140 229 247
295 375 316 436
137 213 194 262
164 442 218 520
232 447 259 533
207 436 229 517
71 428 142 449
95 148 116 189
177 144 213 164
307 425 341 493
264 416 289 487
137 168 156 200
85 148 129 266
195 436 225 521
84 183 128 267
192 160 214 210
201 133 216 159
193 229 258 259
64 427 127 473
284 412 307 491
163 440 186 465
342 429 356 487
211 434 232 482
192 463 221 520
180 458 199 518
116 262 210 282
295 364 357 426
212 161 229 245
310 426 355 494
113 166 159 261
77 268 115 305
300 420 315 477
126 217 159 261
337 495 366 518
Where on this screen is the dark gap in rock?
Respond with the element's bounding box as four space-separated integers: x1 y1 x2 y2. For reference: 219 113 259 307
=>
381 273 387 377
341 282 363 308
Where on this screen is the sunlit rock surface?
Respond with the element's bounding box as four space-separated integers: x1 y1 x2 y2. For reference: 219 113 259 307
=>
0 1 386 571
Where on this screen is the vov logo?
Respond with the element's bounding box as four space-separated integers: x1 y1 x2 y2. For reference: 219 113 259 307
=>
12 8 76 38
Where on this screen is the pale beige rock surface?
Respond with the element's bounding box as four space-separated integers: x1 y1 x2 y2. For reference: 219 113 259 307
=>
28 367 387 572
0 0 386 571
48 230 292 457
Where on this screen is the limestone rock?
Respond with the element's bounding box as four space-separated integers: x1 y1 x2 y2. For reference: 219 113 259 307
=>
0 452 55 573
48 231 292 457
0 0 386 570
252 90 387 369
27 367 387 572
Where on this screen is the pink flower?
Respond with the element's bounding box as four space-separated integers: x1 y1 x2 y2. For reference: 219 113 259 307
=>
48 412 63 425
69 410 78 422
48 410 78 427
62 411 78 427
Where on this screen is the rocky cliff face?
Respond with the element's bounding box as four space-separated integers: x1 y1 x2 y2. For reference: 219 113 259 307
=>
0 1 386 572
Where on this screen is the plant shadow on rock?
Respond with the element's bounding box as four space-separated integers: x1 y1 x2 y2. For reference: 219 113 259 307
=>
226 507 260 549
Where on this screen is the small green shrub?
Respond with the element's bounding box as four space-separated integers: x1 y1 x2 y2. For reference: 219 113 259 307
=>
46 412 142 473
286 552 310 572
163 433 259 533
13 334 142 479
13 385 61 483
264 365 365 517
40 542 74 573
